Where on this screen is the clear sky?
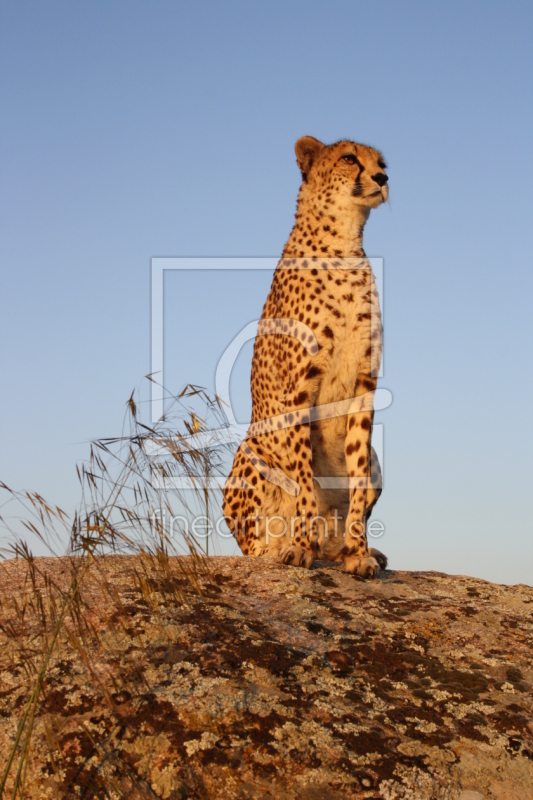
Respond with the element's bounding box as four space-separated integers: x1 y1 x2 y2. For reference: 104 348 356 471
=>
1 0 532 583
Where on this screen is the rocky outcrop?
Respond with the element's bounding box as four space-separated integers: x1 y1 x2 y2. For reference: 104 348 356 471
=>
0 556 532 798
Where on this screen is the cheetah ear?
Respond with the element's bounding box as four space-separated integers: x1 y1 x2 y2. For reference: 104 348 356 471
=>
295 136 324 182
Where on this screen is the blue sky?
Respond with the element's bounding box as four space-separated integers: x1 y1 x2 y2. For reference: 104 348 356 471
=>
1 0 532 583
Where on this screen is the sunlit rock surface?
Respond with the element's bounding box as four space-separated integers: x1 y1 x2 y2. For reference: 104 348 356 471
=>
0 556 532 798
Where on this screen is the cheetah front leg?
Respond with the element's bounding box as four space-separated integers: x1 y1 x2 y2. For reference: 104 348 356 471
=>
342 376 386 578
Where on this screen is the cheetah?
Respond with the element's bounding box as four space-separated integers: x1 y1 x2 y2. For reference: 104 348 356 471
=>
222 136 389 578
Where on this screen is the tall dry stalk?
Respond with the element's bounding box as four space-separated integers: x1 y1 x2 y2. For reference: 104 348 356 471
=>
0 381 233 798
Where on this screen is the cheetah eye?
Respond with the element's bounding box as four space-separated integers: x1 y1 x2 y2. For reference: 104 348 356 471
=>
341 154 357 165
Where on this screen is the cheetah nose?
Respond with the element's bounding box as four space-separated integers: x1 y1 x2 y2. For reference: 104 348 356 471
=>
371 172 388 187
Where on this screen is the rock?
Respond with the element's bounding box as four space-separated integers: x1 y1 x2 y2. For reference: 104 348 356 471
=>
0 555 532 798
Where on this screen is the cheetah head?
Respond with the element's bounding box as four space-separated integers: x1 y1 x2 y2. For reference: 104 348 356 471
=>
295 136 388 210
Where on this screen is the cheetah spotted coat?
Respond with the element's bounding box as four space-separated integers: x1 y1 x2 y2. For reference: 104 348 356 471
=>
223 136 389 577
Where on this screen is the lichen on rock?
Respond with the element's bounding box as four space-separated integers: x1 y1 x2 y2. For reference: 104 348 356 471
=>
0 556 532 798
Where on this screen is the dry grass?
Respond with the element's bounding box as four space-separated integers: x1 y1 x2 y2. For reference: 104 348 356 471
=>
0 382 232 798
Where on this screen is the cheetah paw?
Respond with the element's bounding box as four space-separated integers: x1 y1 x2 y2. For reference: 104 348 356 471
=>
369 547 388 570
343 554 381 579
279 545 315 569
